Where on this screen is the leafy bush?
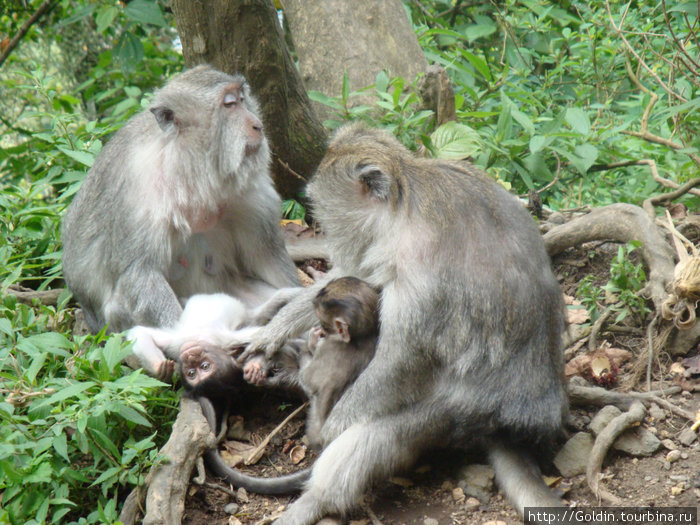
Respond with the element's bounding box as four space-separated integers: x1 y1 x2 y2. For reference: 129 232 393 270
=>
576 241 650 323
0 295 178 524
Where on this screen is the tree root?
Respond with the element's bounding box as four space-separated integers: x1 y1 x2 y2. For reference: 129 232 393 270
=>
7 284 64 305
586 401 645 504
544 203 676 313
568 382 693 420
119 396 217 525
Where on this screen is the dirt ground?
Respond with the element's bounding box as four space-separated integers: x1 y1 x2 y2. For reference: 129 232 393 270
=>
181 247 700 525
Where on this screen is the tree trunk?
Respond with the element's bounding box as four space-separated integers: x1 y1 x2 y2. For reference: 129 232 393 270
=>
171 0 327 198
283 0 429 120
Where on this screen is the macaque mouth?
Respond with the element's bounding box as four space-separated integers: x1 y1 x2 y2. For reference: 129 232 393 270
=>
245 140 262 155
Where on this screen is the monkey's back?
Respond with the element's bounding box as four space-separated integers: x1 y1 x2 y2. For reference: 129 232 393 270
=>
309 124 567 449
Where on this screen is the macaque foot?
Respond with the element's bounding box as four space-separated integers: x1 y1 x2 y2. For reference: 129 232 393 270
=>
156 358 176 382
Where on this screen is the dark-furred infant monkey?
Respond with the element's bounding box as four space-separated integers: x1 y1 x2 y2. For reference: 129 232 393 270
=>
302 276 379 446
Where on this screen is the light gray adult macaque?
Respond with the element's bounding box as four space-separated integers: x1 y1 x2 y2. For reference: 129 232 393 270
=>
240 124 568 524
62 65 300 359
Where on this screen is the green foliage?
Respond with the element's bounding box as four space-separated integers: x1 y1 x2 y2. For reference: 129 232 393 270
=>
604 241 650 323
0 0 696 521
576 242 650 323
0 295 178 524
576 274 605 323
282 198 307 221
309 70 436 150
0 2 182 523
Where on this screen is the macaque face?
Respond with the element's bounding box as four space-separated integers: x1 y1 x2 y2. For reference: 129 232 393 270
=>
180 345 217 388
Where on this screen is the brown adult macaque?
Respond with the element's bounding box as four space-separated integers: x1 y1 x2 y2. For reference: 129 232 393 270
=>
62 65 300 346
239 124 567 524
302 276 378 446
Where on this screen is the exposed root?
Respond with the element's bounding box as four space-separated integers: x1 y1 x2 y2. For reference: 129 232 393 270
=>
587 401 645 504
568 383 693 420
119 396 217 525
7 284 64 305
544 203 675 313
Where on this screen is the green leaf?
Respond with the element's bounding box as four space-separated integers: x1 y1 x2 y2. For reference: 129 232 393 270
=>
565 107 590 135
91 466 122 487
460 50 492 82
25 461 53 484
341 71 350 105
25 352 47 384
53 434 70 463
114 32 145 69
0 318 13 338
102 335 132 373
529 135 548 153
95 5 119 33
57 147 95 168
511 108 534 135
118 405 152 427
431 121 481 160
667 2 698 16
124 0 167 27
463 23 497 43
34 382 96 409
375 70 389 93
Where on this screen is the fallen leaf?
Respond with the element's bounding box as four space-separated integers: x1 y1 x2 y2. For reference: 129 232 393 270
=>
289 445 306 465
220 449 243 468
222 440 258 465
567 306 590 324
563 294 577 305
389 476 413 487
670 362 686 376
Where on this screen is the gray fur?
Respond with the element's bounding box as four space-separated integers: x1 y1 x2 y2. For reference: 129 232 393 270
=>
62 65 299 340
247 124 566 524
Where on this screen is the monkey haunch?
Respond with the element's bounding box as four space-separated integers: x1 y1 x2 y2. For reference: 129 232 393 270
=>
62 65 299 340
244 124 567 524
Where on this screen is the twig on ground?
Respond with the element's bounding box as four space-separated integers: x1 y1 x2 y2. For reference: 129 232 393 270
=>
6 285 64 306
360 498 384 525
646 313 660 392
245 402 308 466
588 307 615 353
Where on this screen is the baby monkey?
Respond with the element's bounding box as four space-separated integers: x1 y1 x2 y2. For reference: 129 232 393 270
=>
302 276 380 446
243 277 379 445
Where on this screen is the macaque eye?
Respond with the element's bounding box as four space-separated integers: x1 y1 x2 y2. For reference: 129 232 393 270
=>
201 361 211 371
186 368 196 379
223 92 242 107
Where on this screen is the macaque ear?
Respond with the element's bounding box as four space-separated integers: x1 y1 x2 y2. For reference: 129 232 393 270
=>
334 318 351 343
358 164 391 201
150 105 176 131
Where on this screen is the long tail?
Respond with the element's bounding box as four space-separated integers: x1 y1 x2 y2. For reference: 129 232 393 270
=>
198 394 311 495
204 450 311 495
488 441 562 516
